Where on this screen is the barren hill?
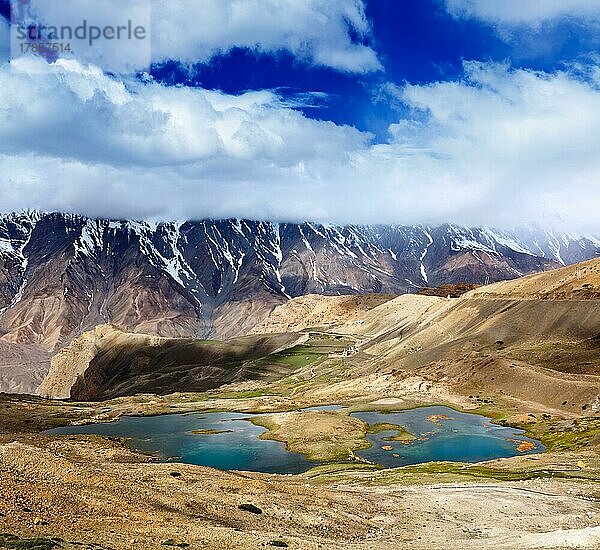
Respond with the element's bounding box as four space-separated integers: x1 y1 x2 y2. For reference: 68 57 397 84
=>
250 293 395 334
35 259 600 411
468 257 600 299
0 340 50 394
38 325 309 400
335 259 600 413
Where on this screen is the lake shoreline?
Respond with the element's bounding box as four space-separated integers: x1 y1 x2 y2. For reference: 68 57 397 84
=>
44 405 544 474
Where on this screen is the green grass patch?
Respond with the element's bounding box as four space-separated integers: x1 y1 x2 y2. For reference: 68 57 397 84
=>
537 420 600 452
251 345 326 369
249 416 278 432
320 461 598 486
192 339 220 345
472 404 600 453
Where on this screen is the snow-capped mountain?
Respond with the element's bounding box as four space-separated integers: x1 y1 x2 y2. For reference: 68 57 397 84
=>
0 211 598 351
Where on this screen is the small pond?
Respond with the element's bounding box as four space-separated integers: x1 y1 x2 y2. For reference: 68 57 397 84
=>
45 406 543 473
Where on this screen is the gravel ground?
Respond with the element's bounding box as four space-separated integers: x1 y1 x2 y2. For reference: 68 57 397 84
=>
1 434 600 549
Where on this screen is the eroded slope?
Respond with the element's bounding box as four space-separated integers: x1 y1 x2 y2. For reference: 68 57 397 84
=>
250 293 395 334
39 325 309 400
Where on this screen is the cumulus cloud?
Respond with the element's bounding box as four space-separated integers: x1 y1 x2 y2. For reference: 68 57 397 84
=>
152 0 381 73
1 58 599 233
6 0 381 73
1 57 368 166
443 0 600 26
382 61 600 232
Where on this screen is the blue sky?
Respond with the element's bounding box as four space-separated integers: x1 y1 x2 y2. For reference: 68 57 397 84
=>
0 0 599 231
148 0 599 141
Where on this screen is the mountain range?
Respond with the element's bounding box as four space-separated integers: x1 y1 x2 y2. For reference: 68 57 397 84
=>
0 211 599 358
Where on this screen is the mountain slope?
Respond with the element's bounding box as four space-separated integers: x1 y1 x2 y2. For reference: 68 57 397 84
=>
36 258 600 407
0 212 597 358
0 340 50 395
38 325 310 400
250 293 395 334
468 257 600 300
334 258 600 412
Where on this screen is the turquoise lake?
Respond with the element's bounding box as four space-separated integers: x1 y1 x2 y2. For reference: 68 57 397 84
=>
353 406 543 467
45 406 543 473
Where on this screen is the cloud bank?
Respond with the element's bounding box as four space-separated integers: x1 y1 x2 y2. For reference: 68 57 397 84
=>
1 57 599 233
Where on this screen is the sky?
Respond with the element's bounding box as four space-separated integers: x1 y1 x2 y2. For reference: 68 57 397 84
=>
0 0 599 232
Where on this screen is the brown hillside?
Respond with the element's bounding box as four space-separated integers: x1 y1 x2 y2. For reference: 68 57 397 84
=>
250 294 395 334
330 260 600 413
468 257 600 299
38 325 308 400
0 340 50 394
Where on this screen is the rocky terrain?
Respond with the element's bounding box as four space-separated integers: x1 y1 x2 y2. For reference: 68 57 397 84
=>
249 293 395 334
0 339 50 395
0 374 598 549
1 417 598 550
29 257 600 410
469 256 600 300
0 258 599 548
329 259 600 414
4 212 596 395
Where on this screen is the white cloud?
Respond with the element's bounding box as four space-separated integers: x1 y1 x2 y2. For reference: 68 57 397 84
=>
152 0 381 73
1 58 599 233
7 0 381 73
382 61 600 231
0 57 368 166
444 0 600 25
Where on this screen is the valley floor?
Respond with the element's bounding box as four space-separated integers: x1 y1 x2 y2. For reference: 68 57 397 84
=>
0 388 599 550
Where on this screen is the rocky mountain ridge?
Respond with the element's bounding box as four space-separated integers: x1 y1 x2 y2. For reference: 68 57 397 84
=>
0 211 598 355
